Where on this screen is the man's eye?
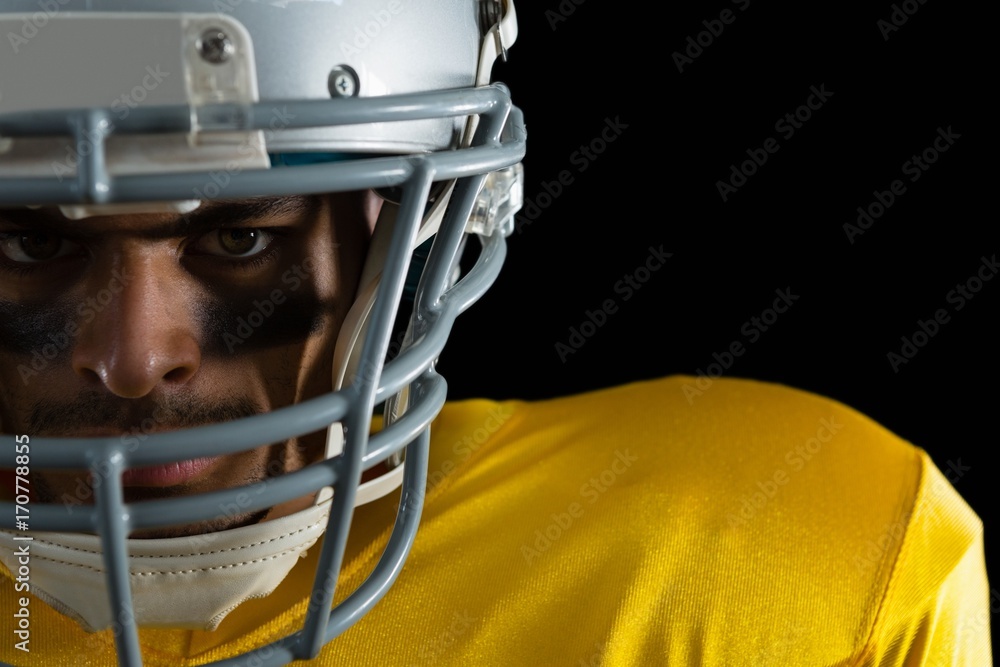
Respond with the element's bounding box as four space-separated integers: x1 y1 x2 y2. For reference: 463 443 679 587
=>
0 232 80 263
192 229 275 258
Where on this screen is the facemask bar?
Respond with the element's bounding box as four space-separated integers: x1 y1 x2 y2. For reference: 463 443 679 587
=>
0 86 525 666
0 86 521 206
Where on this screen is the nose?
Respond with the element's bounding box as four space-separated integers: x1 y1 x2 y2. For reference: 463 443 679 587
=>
72 255 201 398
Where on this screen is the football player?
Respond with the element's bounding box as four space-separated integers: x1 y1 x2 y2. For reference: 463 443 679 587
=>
0 1 990 665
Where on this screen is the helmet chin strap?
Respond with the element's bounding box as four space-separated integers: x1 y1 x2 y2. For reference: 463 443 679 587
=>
322 182 456 506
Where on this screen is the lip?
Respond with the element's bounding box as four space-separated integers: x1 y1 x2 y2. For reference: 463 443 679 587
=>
120 457 221 487
55 429 223 488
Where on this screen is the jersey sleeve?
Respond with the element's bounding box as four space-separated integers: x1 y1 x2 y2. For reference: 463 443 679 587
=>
858 450 992 665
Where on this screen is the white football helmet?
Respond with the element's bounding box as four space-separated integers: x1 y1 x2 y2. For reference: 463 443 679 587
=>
0 0 524 664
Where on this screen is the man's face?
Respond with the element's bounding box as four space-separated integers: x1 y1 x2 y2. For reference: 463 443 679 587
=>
0 192 372 537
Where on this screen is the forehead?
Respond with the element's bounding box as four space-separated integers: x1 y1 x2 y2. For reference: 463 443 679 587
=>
0 195 321 239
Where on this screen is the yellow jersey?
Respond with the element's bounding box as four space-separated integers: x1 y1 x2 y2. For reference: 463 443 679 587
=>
1 376 991 665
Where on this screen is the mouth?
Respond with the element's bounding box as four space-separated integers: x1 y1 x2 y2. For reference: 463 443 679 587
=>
58 428 225 488
119 456 222 487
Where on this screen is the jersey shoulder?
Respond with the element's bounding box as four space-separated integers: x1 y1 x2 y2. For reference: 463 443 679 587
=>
432 373 925 498
425 375 988 665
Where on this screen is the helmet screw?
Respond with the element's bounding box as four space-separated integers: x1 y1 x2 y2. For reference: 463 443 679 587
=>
198 28 235 64
328 65 359 98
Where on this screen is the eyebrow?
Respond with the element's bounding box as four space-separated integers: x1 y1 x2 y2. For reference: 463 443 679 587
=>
0 195 321 239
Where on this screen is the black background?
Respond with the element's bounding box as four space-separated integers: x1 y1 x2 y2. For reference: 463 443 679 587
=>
437 0 996 652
